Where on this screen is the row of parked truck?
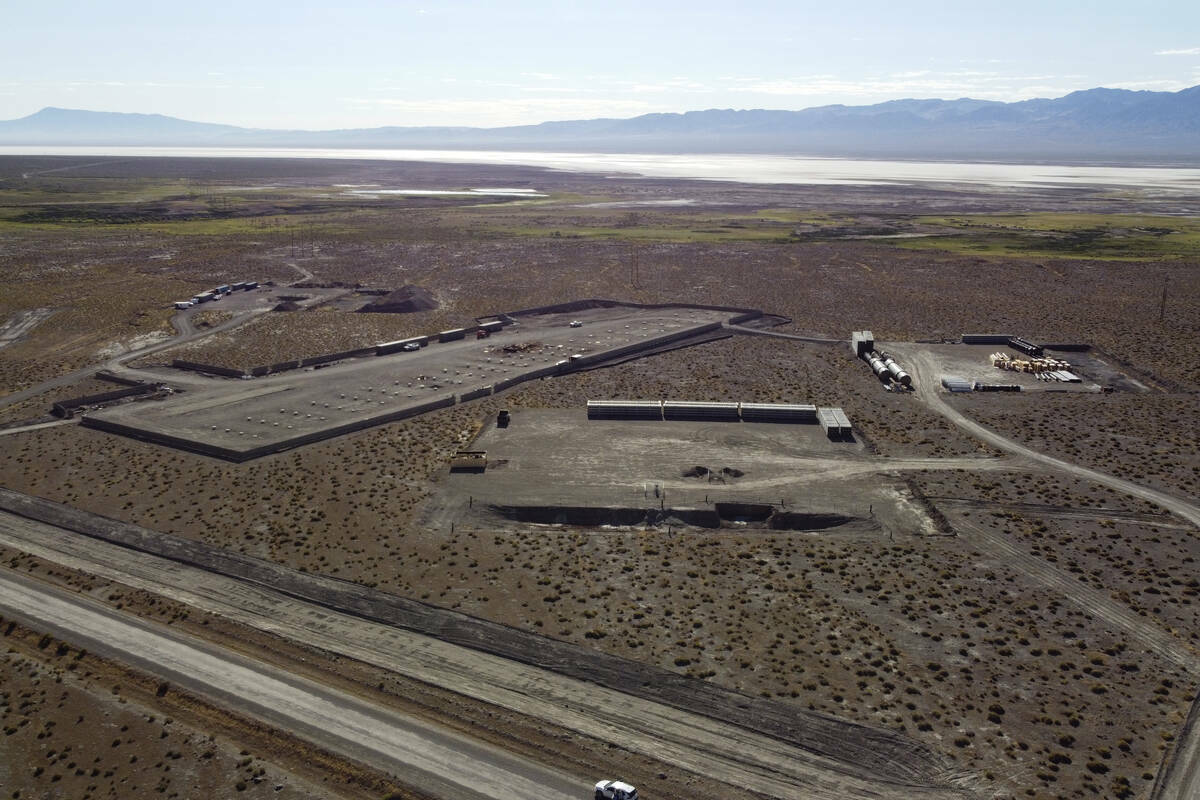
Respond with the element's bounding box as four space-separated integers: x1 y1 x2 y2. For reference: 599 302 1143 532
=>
174 280 259 310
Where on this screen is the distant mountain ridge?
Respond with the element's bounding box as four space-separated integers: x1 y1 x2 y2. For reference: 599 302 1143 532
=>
2 86 1198 162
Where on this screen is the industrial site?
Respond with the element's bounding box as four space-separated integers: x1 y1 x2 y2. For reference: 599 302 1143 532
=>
0 154 1197 800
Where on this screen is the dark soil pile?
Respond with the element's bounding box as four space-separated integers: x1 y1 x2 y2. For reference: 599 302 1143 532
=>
358 285 438 314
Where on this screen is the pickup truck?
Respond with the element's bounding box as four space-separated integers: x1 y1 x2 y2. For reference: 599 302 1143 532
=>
594 780 638 800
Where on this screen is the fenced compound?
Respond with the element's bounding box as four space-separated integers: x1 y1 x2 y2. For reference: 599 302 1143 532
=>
87 302 758 461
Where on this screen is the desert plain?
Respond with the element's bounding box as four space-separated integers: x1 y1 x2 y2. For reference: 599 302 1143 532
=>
0 153 1197 800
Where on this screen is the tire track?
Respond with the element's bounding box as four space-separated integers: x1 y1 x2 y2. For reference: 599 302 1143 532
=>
949 513 1199 675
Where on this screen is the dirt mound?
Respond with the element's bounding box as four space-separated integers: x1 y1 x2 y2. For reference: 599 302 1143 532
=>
358 285 438 314
681 465 744 480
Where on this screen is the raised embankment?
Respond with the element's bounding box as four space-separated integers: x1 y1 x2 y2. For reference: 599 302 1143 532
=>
89 301 756 462
0 486 952 789
82 395 456 462
51 383 160 418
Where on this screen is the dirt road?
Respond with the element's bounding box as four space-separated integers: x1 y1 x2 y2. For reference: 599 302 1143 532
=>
0 418 76 437
0 567 583 800
898 346 1200 799
1153 692 1200 800
0 307 262 409
901 349 1200 529
0 507 970 800
725 324 842 344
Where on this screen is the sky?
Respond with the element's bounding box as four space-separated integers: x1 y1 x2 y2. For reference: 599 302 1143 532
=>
3 0 1199 129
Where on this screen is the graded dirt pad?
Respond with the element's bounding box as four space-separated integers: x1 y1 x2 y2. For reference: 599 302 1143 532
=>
150 306 451 370
423 408 1005 537
883 342 1105 393
83 305 736 460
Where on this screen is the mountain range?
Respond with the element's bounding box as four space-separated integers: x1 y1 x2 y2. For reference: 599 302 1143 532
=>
1 86 1198 163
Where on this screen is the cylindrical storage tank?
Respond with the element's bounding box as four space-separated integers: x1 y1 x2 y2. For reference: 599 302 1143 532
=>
883 357 912 386
868 355 889 377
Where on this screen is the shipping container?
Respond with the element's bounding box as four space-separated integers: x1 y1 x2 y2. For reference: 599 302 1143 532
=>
739 402 817 422
1009 337 1044 357
662 401 740 421
587 400 664 420
962 334 1014 344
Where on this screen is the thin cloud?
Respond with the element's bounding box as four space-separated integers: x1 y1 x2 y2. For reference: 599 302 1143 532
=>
57 79 259 91
341 96 656 125
733 71 1088 102
519 86 608 94
1155 47 1200 55
1107 78 1194 90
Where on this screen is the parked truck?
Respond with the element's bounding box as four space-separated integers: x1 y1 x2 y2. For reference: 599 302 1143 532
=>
595 781 638 800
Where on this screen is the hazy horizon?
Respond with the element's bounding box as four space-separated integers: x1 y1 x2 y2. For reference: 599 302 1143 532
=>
4 0 1199 129
4 81 1197 133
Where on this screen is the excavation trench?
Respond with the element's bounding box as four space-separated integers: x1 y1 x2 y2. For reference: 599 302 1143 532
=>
489 504 864 531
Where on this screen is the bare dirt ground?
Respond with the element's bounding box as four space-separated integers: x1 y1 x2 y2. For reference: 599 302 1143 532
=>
947 392 1198 499
0 537 798 800
0 375 114 424
0 155 1197 800
0 616 346 800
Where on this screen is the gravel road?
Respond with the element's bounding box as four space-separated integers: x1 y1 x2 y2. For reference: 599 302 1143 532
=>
901 348 1200 529
0 567 584 800
896 346 1200 800
0 307 263 410
0 508 969 800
